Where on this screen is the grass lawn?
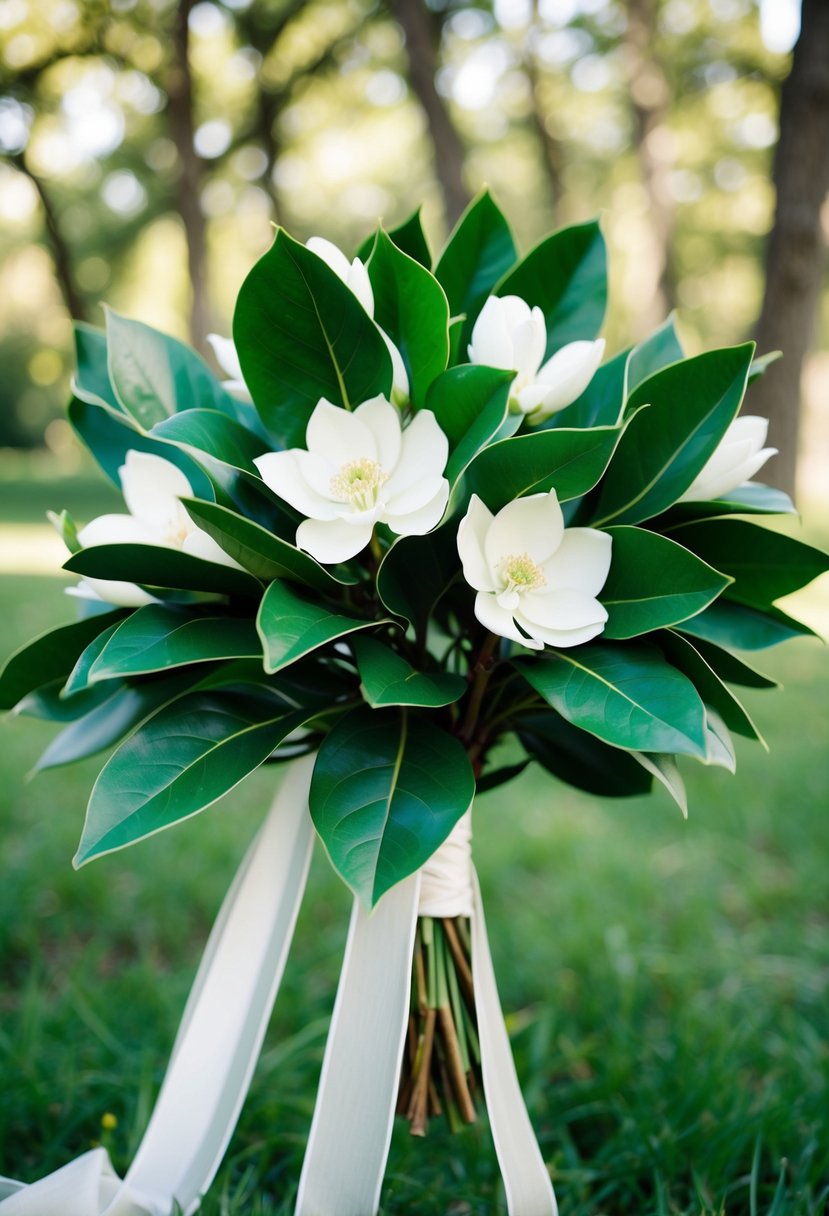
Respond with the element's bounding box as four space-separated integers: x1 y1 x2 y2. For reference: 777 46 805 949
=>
1 479 828 1214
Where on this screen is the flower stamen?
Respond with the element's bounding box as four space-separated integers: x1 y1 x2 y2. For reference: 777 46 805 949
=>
329 458 388 512
496 552 546 610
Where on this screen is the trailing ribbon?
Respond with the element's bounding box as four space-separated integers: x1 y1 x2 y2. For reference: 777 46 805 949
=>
0 757 557 1215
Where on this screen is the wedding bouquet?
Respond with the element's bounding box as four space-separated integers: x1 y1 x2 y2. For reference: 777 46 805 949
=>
2 193 826 1215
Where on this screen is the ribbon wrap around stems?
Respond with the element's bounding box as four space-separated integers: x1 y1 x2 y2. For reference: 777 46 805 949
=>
0 759 557 1216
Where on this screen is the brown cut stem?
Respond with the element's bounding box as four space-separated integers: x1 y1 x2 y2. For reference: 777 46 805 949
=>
437 1005 477 1124
407 1006 436 1136
442 918 474 1007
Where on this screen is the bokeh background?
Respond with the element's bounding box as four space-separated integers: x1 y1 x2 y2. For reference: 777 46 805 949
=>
1 1 828 1213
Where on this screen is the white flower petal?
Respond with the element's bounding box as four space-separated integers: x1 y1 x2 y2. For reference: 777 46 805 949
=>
541 527 612 597
182 527 243 569
78 513 155 547
306 399 377 466
348 257 375 316
457 494 496 592
354 395 402 471
120 451 193 538
468 296 517 370
678 414 776 502
383 410 448 500
383 473 447 517
68 576 156 607
514 609 607 649
306 237 374 315
382 331 410 404
519 588 608 632
533 339 606 417
383 479 448 536
484 489 564 571
254 450 339 520
296 516 373 563
207 333 243 381
474 590 540 648
510 309 546 382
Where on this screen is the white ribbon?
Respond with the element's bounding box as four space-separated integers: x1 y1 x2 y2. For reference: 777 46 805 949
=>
0 755 315 1216
0 759 557 1216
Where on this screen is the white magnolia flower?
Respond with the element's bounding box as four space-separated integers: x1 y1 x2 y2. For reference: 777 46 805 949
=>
468 295 605 423
457 490 612 649
306 236 409 406
679 415 777 503
69 451 241 607
254 396 449 564
207 333 251 401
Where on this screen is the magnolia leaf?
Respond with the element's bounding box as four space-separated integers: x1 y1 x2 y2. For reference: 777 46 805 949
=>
376 521 460 632
352 636 466 708
309 706 474 908
600 526 731 639
659 629 766 745
624 314 684 398
679 599 817 650
233 229 393 446
748 350 782 384
151 410 268 474
63 619 125 696
703 706 737 771
517 710 653 798
47 508 81 554
435 191 518 351
257 580 385 674
545 347 628 431
73 322 121 410
496 218 607 357
86 606 262 683
590 343 755 526
632 753 687 816
75 691 307 864
366 229 450 408
0 611 125 712
661 482 797 522
65 544 262 598
425 365 513 486
682 636 777 689
14 679 115 722
514 642 708 757
387 208 432 268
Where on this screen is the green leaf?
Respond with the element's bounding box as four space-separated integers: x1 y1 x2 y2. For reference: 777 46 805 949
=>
658 630 765 743
73 322 120 410
702 707 736 771
14 679 115 722
625 315 684 398
366 229 450 408
34 672 196 772
83 606 262 683
434 191 518 351
678 599 816 650
517 710 653 798
513 642 708 757
233 229 392 447
63 618 125 695
748 350 782 384
463 422 624 513
376 520 460 632
662 482 797 522
386 208 432 268
68 396 214 499
105 307 241 430
664 519 829 612
681 636 777 688
0 612 125 711
600 526 731 639
64 544 262 598
352 637 465 708
545 347 628 431
75 691 307 864
590 344 755 526
150 410 268 474
632 752 687 816
257 580 384 674
425 365 513 486
181 498 356 593
496 219 607 357
47 508 81 554
309 706 474 907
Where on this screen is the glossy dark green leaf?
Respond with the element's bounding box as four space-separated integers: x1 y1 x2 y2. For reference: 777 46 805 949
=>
86 606 262 683
73 322 120 410
425 365 513 486
664 518 829 611
75 691 307 864
376 521 460 632
517 710 653 798
475 758 530 794
151 409 267 473
13 678 116 722
0 611 125 711
658 630 765 743
64 544 262 598
513 642 708 757
366 229 449 408
590 344 755 526
257 580 382 674
181 498 356 593
63 618 125 695
233 229 392 447
748 350 782 384
496 219 607 357
463 422 624 513
105 307 241 430
545 347 628 431
47 508 81 554
661 482 796 523
632 752 687 815
681 636 777 688
309 706 474 908
434 191 518 351
352 636 465 708
625 315 684 398
68 396 214 498
600 526 731 639
387 208 432 268
35 672 197 772
678 599 816 650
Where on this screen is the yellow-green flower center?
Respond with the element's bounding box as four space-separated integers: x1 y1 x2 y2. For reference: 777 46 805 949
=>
329 457 388 512
500 552 546 595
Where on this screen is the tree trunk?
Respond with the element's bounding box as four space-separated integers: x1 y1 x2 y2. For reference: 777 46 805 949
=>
16 155 87 323
624 0 677 333
751 0 829 497
167 0 211 352
387 0 470 229
524 2 564 223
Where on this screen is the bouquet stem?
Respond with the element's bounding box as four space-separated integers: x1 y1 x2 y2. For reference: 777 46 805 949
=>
398 915 481 1135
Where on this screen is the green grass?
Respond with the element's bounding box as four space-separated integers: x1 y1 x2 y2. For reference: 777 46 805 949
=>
1 507 828 1212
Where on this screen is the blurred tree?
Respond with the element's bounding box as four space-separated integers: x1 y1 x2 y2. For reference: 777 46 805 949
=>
751 0 829 496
